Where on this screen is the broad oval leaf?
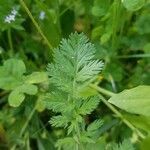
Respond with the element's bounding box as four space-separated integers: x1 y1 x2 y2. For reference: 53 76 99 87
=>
17 84 38 95
3 58 26 77
0 58 26 90
108 85 150 116
8 90 25 107
25 72 48 84
122 0 145 11
8 84 38 107
0 76 22 90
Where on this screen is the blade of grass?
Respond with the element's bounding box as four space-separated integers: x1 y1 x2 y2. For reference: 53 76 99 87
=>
8 28 13 56
19 0 53 56
10 106 36 150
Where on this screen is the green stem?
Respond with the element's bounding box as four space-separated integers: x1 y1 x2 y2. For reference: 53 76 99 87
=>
8 28 13 55
111 0 121 51
117 54 150 58
10 107 36 150
19 0 53 55
90 84 145 139
59 3 74 16
90 84 115 97
19 107 36 137
76 123 84 150
73 59 84 150
99 95 145 139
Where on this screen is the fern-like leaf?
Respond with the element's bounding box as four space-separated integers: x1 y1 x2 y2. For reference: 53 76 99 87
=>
56 137 76 150
112 139 135 150
79 97 100 115
47 32 103 93
87 119 103 132
47 33 104 147
50 115 69 128
45 92 74 113
85 119 103 138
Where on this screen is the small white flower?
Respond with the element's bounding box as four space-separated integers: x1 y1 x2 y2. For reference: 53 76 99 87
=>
39 11 45 20
11 9 17 15
4 15 15 23
4 8 18 24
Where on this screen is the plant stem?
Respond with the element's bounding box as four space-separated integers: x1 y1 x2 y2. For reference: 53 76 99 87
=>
19 0 53 54
117 54 150 58
90 84 115 97
90 84 145 139
7 28 13 55
100 95 145 139
10 106 36 150
59 3 74 16
19 107 36 137
76 123 84 150
111 0 121 51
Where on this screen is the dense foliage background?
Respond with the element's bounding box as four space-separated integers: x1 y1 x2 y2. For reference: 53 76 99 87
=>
0 0 150 150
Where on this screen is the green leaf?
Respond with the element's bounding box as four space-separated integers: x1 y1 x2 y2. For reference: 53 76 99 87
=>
122 0 145 11
79 86 98 98
25 72 48 84
140 136 150 150
85 138 106 150
56 137 76 150
80 135 95 143
108 85 150 116
50 115 69 128
86 119 103 138
0 76 22 90
8 84 38 107
36 94 46 112
112 139 135 150
135 14 150 34
76 60 103 82
0 59 26 90
100 32 112 44
16 84 38 95
3 58 26 77
91 26 103 40
46 33 104 138
123 114 150 133
44 92 74 113
47 32 103 93
79 97 100 115
92 0 110 17
8 90 25 107
87 119 103 132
